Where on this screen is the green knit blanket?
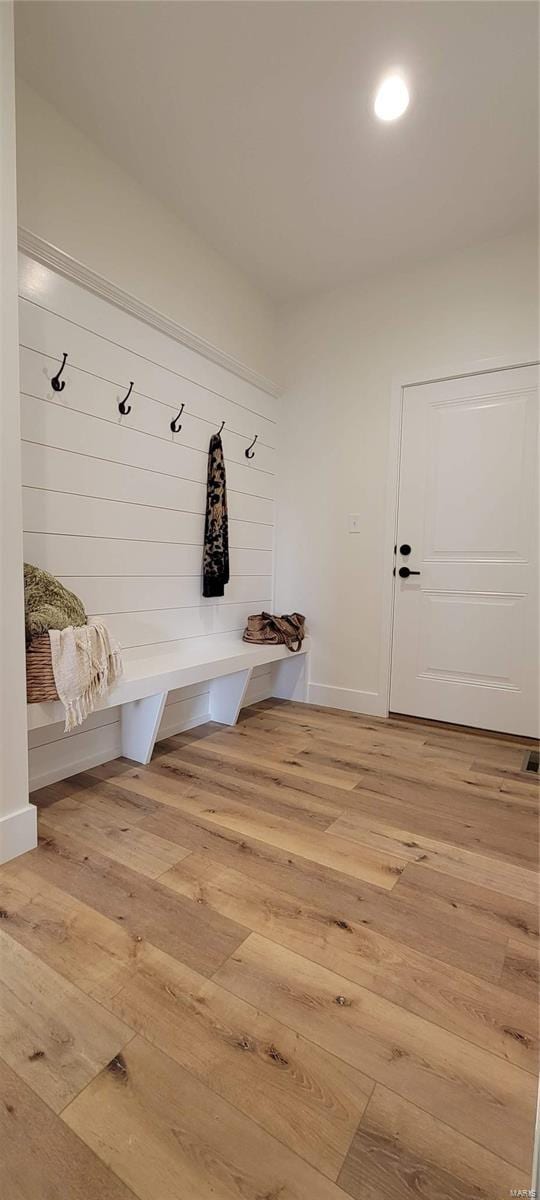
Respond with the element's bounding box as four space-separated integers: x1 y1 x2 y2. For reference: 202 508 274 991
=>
24 563 87 644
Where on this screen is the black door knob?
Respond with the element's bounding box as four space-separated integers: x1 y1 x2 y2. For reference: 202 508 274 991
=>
400 543 412 556
399 566 421 578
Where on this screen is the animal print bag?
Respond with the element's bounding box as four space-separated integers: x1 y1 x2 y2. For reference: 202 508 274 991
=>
243 612 306 653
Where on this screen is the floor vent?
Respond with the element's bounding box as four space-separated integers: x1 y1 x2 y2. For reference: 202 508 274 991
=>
523 748 539 773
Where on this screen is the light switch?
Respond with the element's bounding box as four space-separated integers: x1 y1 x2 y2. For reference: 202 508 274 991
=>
348 514 361 533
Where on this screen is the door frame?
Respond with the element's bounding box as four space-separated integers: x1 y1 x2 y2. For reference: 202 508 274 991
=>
380 351 540 719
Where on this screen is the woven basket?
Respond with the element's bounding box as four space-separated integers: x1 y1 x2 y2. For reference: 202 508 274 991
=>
26 633 59 702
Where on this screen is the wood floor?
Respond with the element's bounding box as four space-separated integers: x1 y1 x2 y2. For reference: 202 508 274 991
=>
1 699 538 1200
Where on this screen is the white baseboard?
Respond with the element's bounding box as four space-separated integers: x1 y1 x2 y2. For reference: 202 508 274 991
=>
0 804 38 864
307 682 387 717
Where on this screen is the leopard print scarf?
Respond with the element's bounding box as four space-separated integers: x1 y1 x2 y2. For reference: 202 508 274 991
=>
202 432 230 597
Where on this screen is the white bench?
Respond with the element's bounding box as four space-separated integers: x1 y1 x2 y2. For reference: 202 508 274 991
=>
27 634 311 765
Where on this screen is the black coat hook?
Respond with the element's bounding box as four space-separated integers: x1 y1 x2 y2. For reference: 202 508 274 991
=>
51 352 68 392
245 434 258 459
119 382 134 415
217 420 225 435
170 404 185 433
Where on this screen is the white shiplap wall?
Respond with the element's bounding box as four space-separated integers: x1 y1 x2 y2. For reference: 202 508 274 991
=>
20 254 277 789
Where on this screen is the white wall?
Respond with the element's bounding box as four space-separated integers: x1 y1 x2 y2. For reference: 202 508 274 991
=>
0 5 36 860
275 228 539 715
20 257 277 790
15 79 277 385
12 78 281 798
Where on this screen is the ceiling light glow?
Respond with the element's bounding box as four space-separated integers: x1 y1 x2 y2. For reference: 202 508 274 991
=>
374 74 410 122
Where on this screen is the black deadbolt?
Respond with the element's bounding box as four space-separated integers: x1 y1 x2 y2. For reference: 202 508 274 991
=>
399 543 412 556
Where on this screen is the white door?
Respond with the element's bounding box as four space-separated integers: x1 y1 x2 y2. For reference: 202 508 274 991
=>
390 364 539 737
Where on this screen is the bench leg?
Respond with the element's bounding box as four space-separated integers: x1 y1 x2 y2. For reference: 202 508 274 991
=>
121 691 168 763
273 652 308 702
210 669 252 725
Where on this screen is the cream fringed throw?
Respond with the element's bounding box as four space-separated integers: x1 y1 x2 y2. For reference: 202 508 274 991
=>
49 621 123 732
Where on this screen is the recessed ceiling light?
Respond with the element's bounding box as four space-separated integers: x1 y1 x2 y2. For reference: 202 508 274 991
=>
374 73 410 122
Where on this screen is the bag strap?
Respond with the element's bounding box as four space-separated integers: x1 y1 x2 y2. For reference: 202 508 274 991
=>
268 614 303 652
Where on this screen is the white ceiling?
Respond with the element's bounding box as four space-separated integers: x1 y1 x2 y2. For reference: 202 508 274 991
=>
14 1 538 301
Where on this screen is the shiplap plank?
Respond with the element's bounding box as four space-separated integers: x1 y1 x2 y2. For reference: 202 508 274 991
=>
157 692 211 740
21 394 275 500
29 687 209 752
164 683 210 706
118 633 273 665
95 603 271 651
28 692 215 793
24 532 271 577
55 574 272 613
19 344 276 472
244 670 273 706
18 276 278 419
23 489 273 550
22 442 275 525
21 256 277 789
28 722 122 791
28 706 120 751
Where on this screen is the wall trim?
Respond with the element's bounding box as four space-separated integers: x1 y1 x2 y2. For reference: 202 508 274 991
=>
17 227 281 399
0 804 37 864
308 682 386 718
379 351 540 721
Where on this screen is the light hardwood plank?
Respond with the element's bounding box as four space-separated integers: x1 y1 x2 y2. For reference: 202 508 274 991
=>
285 735 529 801
0 863 143 1002
0 1058 136 1200
0 868 45 913
110 939 372 1179
250 700 427 743
24 826 247 976
123 772 408 890
145 748 341 828
338 1084 529 1200
471 757 539 788
6 700 537 1197
40 806 190 879
396 862 539 949
0 930 133 1111
172 726 363 789
328 811 538 904
161 853 536 1072
62 1036 355 1200
239 706 428 750
150 738 356 812
501 938 539 1003
423 728 530 759
87 786 505 982
33 773 160 821
214 934 536 1170
421 734 523 765
350 778 536 866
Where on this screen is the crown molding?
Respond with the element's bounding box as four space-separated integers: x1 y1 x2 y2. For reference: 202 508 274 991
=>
17 227 281 399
